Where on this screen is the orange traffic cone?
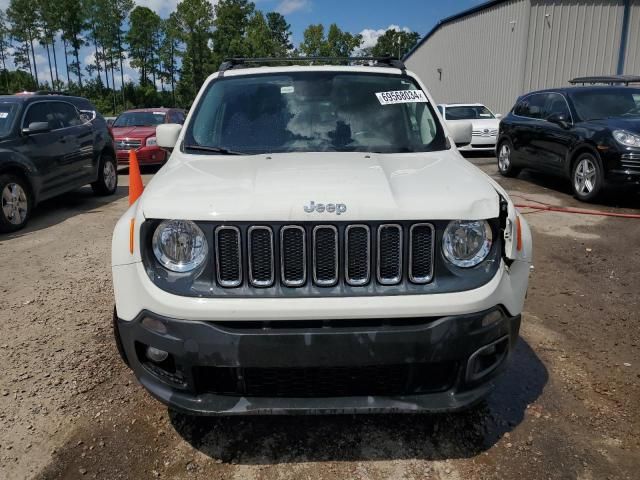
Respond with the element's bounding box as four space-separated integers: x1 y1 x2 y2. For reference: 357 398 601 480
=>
129 149 144 205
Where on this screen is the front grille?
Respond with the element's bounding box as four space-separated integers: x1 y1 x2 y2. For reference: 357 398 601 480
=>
313 226 338 286
621 153 640 171
248 227 274 287
377 225 403 285
193 362 457 397
345 225 370 286
116 139 142 150
472 129 498 137
281 226 306 287
409 224 435 283
215 226 242 287
210 223 435 290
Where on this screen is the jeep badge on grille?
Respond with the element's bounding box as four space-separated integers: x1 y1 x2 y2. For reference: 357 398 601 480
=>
304 201 347 215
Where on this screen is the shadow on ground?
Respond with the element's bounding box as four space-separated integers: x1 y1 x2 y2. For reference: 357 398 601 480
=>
169 338 547 463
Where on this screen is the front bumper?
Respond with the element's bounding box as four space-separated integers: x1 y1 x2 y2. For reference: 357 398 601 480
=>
116 146 166 165
114 307 520 415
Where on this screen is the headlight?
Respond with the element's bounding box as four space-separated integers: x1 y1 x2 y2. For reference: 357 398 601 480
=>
442 220 493 268
152 220 208 273
613 130 640 147
146 136 157 147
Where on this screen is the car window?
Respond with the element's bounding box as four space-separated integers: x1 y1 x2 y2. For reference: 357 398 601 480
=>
49 102 82 128
514 94 547 119
545 93 571 120
445 105 495 120
113 112 166 127
185 72 447 154
569 88 640 121
23 102 55 129
0 102 19 137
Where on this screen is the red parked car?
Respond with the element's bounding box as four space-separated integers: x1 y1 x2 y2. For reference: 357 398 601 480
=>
112 108 186 166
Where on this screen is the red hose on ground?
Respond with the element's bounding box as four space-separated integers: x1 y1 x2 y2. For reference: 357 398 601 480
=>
511 195 640 219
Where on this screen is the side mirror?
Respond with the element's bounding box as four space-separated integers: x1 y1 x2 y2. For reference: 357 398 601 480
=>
447 121 473 148
495 113 503 119
22 121 51 135
547 113 571 129
156 123 182 148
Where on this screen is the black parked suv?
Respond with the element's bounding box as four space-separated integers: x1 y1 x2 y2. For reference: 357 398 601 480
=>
497 81 640 201
0 94 117 232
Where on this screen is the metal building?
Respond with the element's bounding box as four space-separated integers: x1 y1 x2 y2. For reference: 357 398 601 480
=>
404 0 640 114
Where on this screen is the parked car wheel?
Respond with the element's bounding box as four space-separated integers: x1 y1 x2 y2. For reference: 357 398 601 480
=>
497 141 520 177
92 153 118 196
0 174 31 233
571 152 603 202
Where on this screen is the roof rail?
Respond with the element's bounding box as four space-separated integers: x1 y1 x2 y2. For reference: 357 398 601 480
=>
218 57 406 72
569 75 640 86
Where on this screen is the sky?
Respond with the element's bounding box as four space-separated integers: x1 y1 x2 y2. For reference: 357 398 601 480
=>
1 0 486 88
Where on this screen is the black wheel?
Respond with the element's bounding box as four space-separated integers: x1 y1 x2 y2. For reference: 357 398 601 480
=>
0 173 32 233
92 153 118 196
571 152 603 202
497 141 520 177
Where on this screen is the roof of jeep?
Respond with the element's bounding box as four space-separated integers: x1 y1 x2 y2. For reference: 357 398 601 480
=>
209 64 408 81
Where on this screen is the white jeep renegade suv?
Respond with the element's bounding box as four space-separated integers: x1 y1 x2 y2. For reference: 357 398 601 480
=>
111 58 532 415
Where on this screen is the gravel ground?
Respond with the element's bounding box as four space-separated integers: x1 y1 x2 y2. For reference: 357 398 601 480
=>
0 159 639 480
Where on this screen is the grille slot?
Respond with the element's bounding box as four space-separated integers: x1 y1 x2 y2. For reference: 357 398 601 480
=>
281 226 306 287
116 139 142 150
194 363 457 397
248 227 274 287
377 225 403 285
345 225 370 286
409 223 435 284
215 226 242 287
313 226 339 286
621 153 640 170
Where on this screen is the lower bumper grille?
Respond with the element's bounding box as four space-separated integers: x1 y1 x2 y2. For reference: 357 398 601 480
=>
194 363 457 397
621 153 640 171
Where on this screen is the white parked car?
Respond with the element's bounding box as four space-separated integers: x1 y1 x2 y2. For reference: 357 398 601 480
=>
438 103 501 152
111 58 532 415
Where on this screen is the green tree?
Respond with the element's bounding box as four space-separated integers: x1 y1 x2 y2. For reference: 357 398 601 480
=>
56 0 86 89
0 11 11 92
211 0 254 67
158 13 182 106
126 6 161 84
299 24 325 57
370 28 420 59
7 0 40 88
245 11 272 58
175 0 214 105
266 12 292 56
299 24 361 58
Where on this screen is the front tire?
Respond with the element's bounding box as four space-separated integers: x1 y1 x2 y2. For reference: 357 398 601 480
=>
0 174 32 233
92 153 118 196
571 153 603 202
497 141 520 177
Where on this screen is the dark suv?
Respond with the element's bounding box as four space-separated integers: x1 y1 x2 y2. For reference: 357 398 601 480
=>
0 94 116 232
497 85 640 201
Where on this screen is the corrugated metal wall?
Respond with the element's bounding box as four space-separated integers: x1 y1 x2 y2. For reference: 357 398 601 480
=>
523 0 624 91
623 0 640 73
406 0 639 114
405 0 531 114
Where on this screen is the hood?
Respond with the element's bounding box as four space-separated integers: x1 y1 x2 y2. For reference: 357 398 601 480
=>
112 125 157 138
589 116 640 132
447 118 499 130
140 151 500 221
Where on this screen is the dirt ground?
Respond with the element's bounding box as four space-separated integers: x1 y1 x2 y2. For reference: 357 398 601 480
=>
1 158 639 480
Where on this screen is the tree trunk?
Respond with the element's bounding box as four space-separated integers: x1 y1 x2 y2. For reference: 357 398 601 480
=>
0 41 8 92
170 41 175 107
63 38 71 86
110 50 117 113
91 24 102 85
28 29 38 89
44 37 55 88
101 44 110 90
74 45 82 89
117 30 125 106
50 34 60 86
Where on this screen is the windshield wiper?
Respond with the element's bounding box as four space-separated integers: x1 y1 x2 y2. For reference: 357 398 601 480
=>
183 144 247 155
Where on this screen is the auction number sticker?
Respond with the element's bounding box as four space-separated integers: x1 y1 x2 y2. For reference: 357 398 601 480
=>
375 90 428 105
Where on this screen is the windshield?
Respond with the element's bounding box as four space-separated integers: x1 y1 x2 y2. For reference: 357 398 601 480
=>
113 111 166 127
184 72 447 154
445 105 494 120
570 88 640 121
0 102 18 136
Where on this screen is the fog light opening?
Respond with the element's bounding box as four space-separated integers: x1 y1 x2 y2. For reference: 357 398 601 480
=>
466 336 509 383
146 346 169 363
481 310 504 328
